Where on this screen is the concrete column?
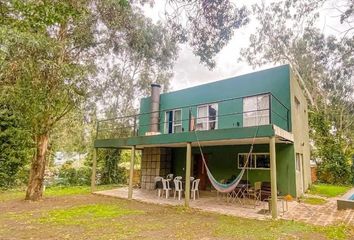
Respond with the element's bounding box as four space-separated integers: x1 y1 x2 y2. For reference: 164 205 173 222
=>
128 145 136 200
184 142 192 207
270 136 278 219
91 148 97 193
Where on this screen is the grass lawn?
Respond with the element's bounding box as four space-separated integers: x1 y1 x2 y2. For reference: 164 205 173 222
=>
0 186 353 239
307 184 352 198
300 196 327 205
0 184 119 202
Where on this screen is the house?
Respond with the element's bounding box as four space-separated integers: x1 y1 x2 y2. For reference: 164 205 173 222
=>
93 64 311 218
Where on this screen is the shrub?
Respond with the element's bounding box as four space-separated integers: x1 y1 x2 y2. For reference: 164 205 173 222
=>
57 162 91 186
310 110 353 185
99 149 128 185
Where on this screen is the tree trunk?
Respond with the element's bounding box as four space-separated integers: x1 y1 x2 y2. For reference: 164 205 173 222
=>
25 134 49 201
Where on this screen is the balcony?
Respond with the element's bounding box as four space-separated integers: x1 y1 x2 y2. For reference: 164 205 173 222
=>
95 93 291 148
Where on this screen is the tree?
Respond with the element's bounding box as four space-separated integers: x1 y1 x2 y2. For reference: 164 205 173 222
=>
240 0 354 184
1 0 251 200
0 94 32 188
166 0 249 69
1 1 94 200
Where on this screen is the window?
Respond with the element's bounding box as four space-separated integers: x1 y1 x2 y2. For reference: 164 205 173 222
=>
238 153 255 168
237 153 270 169
243 94 270 127
296 153 303 172
165 109 182 134
196 103 218 130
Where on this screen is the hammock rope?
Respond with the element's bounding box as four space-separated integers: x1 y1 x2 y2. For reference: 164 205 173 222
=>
194 125 260 193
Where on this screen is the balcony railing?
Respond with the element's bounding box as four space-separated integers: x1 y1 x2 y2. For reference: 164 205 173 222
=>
96 92 290 140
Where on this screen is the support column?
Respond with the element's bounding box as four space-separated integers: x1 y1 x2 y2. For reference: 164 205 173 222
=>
91 148 97 193
184 142 192 207
128 145 136 200
270 136 278 219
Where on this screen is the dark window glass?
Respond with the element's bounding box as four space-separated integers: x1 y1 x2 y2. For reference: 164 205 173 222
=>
256 154 270 168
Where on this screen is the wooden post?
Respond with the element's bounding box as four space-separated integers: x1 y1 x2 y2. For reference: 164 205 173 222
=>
270 136 278 219
185 142 192 207
128 145 135 200
91 148 97 193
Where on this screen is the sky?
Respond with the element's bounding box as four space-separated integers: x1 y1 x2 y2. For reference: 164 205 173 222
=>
143 0 347 92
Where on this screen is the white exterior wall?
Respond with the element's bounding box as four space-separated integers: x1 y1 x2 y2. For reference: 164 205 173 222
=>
290 71 312 196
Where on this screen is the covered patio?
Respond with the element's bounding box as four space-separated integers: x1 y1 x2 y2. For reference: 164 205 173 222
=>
92 125 294 219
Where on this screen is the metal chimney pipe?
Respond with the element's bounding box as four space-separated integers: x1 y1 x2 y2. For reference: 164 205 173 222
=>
150 83 161 132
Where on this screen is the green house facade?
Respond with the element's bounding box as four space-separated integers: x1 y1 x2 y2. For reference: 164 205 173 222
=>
94 64 311 217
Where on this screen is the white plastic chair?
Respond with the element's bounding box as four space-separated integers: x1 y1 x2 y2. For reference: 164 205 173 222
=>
174 176 182 181
166 174 174 180
173 179 183 200
190 177 195 181
154 176 163 197
161 178 172 199
191 179 200 200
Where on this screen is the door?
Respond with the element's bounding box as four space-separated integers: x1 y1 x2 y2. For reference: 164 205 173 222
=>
193 154 209 190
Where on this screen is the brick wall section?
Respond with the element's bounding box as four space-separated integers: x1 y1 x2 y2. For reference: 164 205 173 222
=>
140 147 172 190
311 166 317 182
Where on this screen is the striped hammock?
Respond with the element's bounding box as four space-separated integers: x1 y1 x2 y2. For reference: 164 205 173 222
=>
199 145 252 193
194 128 258 194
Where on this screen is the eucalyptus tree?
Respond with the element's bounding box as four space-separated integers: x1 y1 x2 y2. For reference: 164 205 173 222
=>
240 0 354 184
1 0 250 200
0 0 97 200
166 0 249 69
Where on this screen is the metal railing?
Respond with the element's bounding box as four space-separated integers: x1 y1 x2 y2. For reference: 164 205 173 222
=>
96 92 290 139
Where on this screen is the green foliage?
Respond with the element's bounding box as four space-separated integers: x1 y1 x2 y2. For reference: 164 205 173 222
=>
240 0 354 184
58 161 91 186
99 149 128 185
0 99 32 188
310 111 352 184
167 0 249 69
307 183 351 198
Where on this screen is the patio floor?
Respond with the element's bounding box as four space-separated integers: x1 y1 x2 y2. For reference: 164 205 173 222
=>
94 187 271 220
95 187 354 226
282 194 354 226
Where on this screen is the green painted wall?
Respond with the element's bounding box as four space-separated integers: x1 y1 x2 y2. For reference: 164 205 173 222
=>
171 143 297 197
139 65 292 135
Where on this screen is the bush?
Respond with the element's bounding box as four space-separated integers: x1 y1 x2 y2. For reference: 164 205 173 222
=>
99 149 128 185
57 162 91 186
315 142 352 185
310 110 353 185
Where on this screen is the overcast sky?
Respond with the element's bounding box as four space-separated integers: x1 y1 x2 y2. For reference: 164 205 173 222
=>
143 0 346 91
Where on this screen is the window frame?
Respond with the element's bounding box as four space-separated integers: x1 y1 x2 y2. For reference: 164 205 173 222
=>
243 94 270 127
173 109 182 133
237 152 270 170
196 103 218 131
164 109 182 134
